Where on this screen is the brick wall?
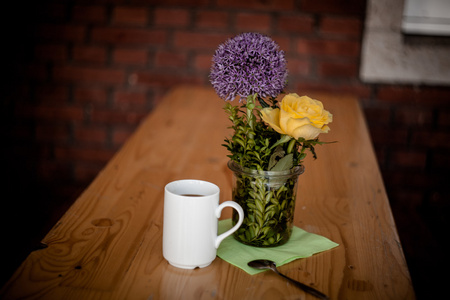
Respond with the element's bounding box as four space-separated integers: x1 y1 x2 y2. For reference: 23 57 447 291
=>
2 0 450 294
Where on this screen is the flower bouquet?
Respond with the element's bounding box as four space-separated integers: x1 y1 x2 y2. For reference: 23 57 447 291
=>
210 32 333 247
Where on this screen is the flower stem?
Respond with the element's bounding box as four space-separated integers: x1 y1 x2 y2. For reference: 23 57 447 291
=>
287 138 297 154
246 94 257 139
258 96 270 108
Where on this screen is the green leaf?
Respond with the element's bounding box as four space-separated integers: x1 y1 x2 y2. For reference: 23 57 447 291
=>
270 153 293 171
255 199 264 213
264 210 275 220
270 196 279 205
261 226 271 236
268 146 285 170
270 135 292 150
264 191 273 204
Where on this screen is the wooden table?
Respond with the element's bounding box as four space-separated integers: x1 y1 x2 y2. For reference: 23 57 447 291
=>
1 86 415 299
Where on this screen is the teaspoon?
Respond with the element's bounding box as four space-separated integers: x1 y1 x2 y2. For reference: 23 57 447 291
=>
248 259 329 300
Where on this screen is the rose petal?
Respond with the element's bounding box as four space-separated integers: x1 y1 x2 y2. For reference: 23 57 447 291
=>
288 121 323 140
260 108 285 135
279 109 311 132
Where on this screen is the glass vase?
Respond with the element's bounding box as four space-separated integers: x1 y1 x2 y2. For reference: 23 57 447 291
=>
228 160 304 247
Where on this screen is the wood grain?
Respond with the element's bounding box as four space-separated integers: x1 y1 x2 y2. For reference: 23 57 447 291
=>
0 86 415 299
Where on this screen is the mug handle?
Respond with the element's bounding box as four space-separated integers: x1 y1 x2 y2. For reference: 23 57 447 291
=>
214 201 244 249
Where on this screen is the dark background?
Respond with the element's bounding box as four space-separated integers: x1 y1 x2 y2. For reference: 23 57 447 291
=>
2 1 449 298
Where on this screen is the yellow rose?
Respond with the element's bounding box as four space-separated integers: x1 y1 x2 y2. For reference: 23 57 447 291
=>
261 93 332 140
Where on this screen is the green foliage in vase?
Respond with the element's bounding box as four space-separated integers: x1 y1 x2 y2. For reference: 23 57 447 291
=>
231 168 299 247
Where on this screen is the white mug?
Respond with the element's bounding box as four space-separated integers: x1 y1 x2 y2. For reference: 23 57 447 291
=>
163 180 244 269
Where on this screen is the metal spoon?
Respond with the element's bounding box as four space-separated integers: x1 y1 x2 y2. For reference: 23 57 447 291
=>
248 259 329 300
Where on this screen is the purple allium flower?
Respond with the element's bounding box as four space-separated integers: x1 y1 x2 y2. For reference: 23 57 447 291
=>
210 32 288 101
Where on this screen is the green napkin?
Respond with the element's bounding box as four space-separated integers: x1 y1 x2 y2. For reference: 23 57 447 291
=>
217 219 339 275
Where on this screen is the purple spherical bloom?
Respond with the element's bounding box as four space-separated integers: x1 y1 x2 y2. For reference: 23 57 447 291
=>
210 32 288 101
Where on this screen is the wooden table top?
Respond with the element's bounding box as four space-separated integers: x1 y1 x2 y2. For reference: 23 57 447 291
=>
1 86 415 299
